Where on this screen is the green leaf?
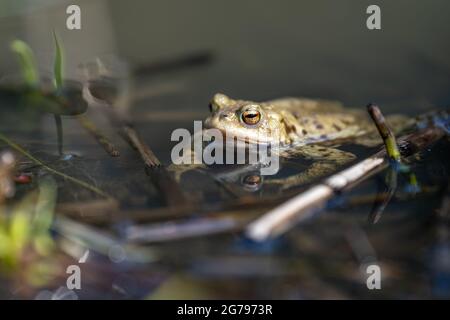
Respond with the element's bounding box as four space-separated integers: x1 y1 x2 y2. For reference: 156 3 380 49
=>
10 212 31 253
9 189 37 254
0 230 11 257
10 39 39 87
34 176 57 235
53 30 64 89
34 234 54 256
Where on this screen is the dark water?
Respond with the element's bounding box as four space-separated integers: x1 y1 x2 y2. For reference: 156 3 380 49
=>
0 0 449 299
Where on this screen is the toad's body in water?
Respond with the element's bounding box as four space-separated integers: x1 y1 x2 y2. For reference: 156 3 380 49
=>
172 93 411 191
205 93 378 148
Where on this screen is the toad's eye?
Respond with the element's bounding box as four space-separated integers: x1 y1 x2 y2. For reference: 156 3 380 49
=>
241 173 263 192
242 174 262 186
241 109 261 125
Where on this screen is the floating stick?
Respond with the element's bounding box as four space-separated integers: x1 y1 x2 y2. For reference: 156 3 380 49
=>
246 126 445 241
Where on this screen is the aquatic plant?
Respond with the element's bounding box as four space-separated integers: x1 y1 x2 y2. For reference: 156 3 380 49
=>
10 40 39 88
8 33 122 158
0 177 56 272
53 31 64 90
8 32 87 157
10 31 64 91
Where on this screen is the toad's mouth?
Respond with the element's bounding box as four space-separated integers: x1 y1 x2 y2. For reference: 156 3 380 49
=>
202 128 284 148
203 119 284 146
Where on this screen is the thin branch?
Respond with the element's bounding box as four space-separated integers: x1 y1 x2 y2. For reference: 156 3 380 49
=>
54 114 63 156
53 215 156 263
367 104 402 162
125 214 250 243
246 126 446 241
0 132 110 198
368 167 397 224
120 125 191 206
121 125 160 167
77 115 120 157
56 188 296 224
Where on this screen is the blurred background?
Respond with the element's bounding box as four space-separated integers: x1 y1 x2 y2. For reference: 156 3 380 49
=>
1 0 449 109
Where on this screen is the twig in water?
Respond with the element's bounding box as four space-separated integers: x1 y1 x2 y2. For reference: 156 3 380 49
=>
367 104 421 223
125 215 247 244
77 115 120 157
368 167 397 224
121 125 161 167
121 125 190 206
144 166 190 207
54 114 63 156
246 126 446 241
0 132 110 198
54 216 156 263
84 73 188 205
366 105 401 223
57 191 289 224
367 104 401 163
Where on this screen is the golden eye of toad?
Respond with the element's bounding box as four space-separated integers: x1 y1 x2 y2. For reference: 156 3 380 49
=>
242 110 261 125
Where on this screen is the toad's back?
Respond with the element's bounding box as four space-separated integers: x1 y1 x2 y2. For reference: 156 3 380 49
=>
205 93 377 146
261 97 373 145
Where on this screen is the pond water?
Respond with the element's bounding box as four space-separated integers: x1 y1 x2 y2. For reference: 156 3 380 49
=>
0 0 449 299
